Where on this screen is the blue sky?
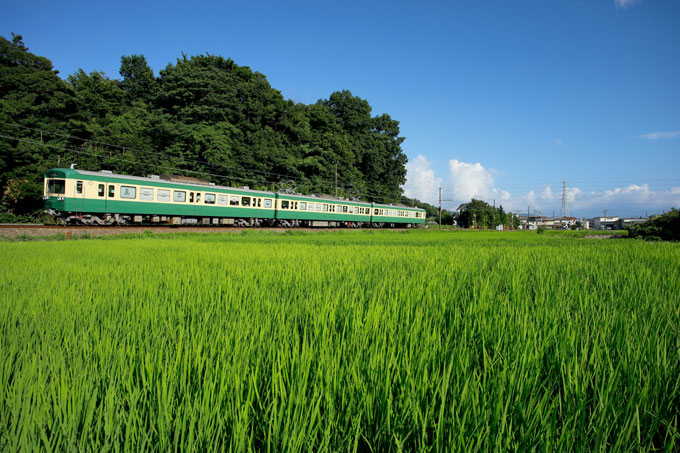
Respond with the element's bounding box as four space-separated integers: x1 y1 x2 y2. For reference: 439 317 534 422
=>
3 0 679 217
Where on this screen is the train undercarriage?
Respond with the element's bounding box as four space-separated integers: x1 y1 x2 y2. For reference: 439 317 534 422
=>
45 210 409 228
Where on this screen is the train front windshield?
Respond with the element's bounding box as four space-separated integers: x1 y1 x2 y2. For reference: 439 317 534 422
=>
47 179 65 194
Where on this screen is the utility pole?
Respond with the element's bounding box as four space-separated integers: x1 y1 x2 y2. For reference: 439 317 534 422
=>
603 209 607 230
438 187 442 228
493 199 496 229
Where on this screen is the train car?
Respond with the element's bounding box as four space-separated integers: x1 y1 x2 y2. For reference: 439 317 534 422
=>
371 203 426 227
43 168 427 227
275 193 373 227
43 168 276 226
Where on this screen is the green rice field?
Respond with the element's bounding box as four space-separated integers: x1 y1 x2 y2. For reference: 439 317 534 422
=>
1 230 679 451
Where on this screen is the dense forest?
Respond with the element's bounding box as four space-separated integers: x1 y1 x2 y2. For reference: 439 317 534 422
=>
0 34 413 220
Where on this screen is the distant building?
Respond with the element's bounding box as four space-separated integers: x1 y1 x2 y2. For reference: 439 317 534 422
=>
553 216 578 229
616 218 648 229
591 216 620 230
519 214 549 230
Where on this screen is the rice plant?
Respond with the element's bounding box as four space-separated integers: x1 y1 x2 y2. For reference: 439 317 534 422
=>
0 230 678 451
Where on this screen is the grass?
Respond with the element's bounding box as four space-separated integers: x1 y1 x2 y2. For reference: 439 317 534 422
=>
1 230 678 451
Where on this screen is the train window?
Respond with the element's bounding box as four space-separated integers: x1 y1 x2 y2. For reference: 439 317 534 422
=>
109 185 115 198
230 195 239 206
257 198 261 208
173 191 186 202
308 203 314 211
120 186 136 199
315 203 321 212
205 193 216 204
157 189 170 202
342 206 348 213
140 188 154 201
242 197 251 207
281 200 289 209
294 202 298 210
323 204 328 212
374 209 378 215
48 179 65 194
217 194 227 205
98 184 105 197
196 193 201 203
300 202 306 210
189 192 194 203
264 199 272 208
76 181 83 194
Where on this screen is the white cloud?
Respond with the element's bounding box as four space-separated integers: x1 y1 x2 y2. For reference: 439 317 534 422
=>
446 159 510 209
402 154 442 205
448 159 494 202
637 130 680 140
404 154 679 217
567 184 680 215
541 185 554 201
615 0 642 9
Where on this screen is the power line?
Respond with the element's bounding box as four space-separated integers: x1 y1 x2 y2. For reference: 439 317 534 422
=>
1 122 417 203
0 132 408 205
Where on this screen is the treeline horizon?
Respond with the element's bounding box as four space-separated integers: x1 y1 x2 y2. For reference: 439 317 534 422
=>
0 33 437 218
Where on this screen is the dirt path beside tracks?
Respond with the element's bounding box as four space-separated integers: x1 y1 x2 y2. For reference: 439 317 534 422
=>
0 224 405 239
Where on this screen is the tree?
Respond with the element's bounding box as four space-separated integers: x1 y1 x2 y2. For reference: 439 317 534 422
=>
455 199 509 229
0 34 76 215
627 209 680 241
1 36 412 218
119 54 157 103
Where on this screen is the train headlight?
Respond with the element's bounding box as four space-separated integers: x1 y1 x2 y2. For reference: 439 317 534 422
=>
42 196 48 200
57 197 64 201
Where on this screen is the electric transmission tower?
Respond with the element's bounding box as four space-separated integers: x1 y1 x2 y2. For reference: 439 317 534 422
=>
560 179 570 218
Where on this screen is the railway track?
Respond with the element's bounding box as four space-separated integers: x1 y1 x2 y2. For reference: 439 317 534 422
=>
0 223 414 238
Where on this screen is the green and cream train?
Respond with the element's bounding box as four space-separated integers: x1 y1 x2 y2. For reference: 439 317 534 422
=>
43 168 426 227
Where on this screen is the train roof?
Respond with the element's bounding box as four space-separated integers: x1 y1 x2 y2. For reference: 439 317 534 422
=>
45 168 276 196
44 168 426 210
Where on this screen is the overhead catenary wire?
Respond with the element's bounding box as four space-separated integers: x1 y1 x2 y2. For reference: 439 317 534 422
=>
0 132 407 205
8 121 679 200
3 123 678 211
0 122 413 203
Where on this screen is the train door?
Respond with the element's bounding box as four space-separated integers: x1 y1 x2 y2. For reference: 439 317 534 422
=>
106 184 116 212
253 197 262 219
74 180 85 210
189 192 197 214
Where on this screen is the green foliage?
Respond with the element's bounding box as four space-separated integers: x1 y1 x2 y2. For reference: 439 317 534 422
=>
1 231 679 450
455 199 511 229
1 35 413 219
0 34 76 214
627 208 680 241
400 195 439 218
